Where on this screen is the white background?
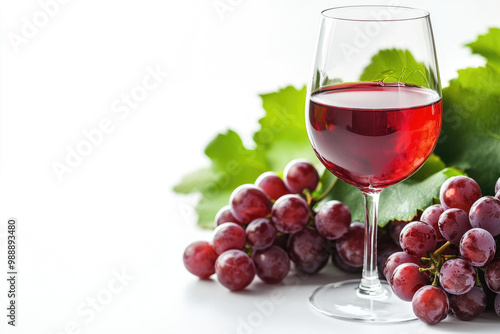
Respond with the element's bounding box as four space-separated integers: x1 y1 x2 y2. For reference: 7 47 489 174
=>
1 0 499 333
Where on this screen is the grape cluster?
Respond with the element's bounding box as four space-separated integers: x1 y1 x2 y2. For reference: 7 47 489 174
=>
183 164 500 324
385 175 500 324
183 159 360 291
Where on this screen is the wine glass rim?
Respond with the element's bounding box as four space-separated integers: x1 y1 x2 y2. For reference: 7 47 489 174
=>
321 5 430 22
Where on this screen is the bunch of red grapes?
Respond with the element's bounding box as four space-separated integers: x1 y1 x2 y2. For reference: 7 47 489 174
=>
385 175 500 324
183 159 500 324
183 159 363 290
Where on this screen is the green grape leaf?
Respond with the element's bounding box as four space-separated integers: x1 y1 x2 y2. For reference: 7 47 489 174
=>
435 28 500 194
467 28 500 68
360 49 434 88
174 87 317 228
322 156 465 227
253 86 318 171
173 130 270 228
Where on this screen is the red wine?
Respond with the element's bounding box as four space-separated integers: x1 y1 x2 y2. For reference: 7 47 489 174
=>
307 83 442 189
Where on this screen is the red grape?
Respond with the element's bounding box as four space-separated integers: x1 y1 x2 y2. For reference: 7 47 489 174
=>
439 258 476 295
215 249 255 291
246 218 277 250
459 228 496 267
420 204 445 241
252 246 290 284
214 205 242 227
469 196 500 237
183 241 218 279
230 184 271 223
383 251 421 282
255 172 290 201
331 245 362 274
449 287 486 321
283 159 319 194
399 221 437 257
288 227 329 274
438 208 471 244
335 222 364 268
314 200 351 240
389 220 410 247
390 263 428 301
212 222 246 255
439 176 482 213
412 285 449 324
377 240 402 280
271 194 310 234
485 259 500 293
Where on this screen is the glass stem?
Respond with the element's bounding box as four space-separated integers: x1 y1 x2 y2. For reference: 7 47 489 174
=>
358 189 383 297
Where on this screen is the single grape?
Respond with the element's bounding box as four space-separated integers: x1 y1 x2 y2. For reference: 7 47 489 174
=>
389 220 410 247
485 259 500 293
336 222 364 268
252 246 290 284
212 222 246 255
469 196 500 237
271 194 310 234
246 218 276 250
477 271 497 311
314 200 351 240
255 172 290 201
215 250 255 291
230 184 271 223
390 262 428 302
420 204 446 242
377 240 402 280
459 228 496 267
183 241 218 279
412 286 449 324
438 208 472 244
331 245 362 274
449 286 486 321
383 251 421 282
439 258 476 295
283 159 319 194
214 205 242 227
399 221 437 257
495 294 500 316
439 176 482 213
288 227 329 274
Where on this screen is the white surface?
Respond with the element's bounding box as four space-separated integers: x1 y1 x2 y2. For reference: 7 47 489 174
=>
0 0 499 333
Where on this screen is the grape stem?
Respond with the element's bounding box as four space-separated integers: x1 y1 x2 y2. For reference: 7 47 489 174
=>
419 241 452 287
303 189 313 206
474 267 483 287
303 190 316 222
312 176 338 203
431 241 452 259
243 244 253 257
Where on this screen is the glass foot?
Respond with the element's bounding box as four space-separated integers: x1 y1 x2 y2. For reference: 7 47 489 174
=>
309 279 417 322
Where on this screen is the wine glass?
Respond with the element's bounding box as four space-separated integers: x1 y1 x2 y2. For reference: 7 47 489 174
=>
306 6 442 322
